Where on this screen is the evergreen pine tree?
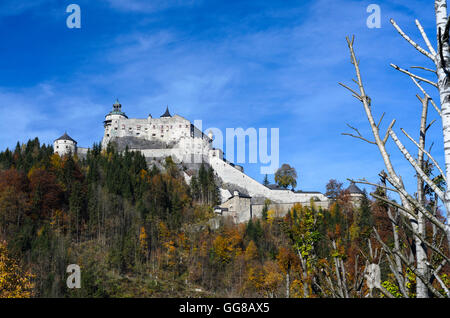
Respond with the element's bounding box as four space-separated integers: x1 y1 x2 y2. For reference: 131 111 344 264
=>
263 174 270 186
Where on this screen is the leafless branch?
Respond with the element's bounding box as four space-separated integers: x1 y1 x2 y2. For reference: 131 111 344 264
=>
382 174 448 233
415 19 436 56
342 133 376 145
338 82 362 101
373 228 445 298
348 178 398 193
427 262 450 297
388 129 446 201
409 76 442 116
377 112 385 128
383 119 396 144
426 119 437 132
410 66 437 73
400 217 450 264
400 128 447 182
391 64 438 87
390 19 435 60
342 124 376 144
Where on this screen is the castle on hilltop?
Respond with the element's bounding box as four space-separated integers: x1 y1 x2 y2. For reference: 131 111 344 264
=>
54 100 333 223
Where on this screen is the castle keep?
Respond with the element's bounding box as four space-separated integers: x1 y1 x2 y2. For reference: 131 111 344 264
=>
54 101 330 223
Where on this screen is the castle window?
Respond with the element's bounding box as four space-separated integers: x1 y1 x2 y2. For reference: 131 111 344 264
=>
153 125 156 129
152 134 156 137
56 146 59 149
137 125 141 130
186 125 189 128
122 125 125 130
179 125 181 128
170 125 172 129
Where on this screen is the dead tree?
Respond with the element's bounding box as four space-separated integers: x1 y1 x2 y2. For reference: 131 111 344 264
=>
339 1 450 297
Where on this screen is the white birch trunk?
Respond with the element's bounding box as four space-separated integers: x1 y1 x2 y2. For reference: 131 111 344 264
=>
435 0 450 247
341 4 450 296
286 272 290 298
415 96 430 298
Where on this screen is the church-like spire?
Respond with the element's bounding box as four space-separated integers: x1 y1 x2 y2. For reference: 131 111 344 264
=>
161 105 172 118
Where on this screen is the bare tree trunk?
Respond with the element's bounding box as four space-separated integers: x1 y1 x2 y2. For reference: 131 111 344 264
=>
434 0 450 254
435 1 450 208
297 249 309 298
387 207 409 297
339 1 450 298
286 272 290 298
415 95 431 298
341 34 449 297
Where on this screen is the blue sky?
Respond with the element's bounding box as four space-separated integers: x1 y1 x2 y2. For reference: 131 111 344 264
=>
0 0 443 196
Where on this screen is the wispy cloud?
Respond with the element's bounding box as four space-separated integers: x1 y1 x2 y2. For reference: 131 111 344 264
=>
0 0 442 194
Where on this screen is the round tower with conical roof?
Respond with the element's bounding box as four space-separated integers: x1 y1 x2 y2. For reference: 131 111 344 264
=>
54 132 77 156
345 182 365 207
102 99 128 149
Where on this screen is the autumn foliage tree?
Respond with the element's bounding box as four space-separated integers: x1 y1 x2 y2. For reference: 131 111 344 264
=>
274 164 297 190
0 137 446 298
0 240 34 298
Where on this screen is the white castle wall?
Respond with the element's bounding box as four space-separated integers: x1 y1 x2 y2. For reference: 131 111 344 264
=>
102 113 213 163
137 149 182 161
208 155 328 205
218 198 329 224
77 147 89 156
220 196 252 224
220 188 232 202
55 103 329 224
251 201 329 219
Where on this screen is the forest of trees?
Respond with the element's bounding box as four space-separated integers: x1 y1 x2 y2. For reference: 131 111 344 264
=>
0 138 448 298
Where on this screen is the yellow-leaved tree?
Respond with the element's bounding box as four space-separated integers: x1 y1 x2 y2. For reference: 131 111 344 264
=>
0 240 35 298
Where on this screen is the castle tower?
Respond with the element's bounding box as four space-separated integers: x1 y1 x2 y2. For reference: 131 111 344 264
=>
102 99 128 149
346 182 365 207
54 132 77 156
112 99 123 113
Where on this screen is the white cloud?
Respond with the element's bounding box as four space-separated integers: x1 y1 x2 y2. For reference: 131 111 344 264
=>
0 0 442 194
